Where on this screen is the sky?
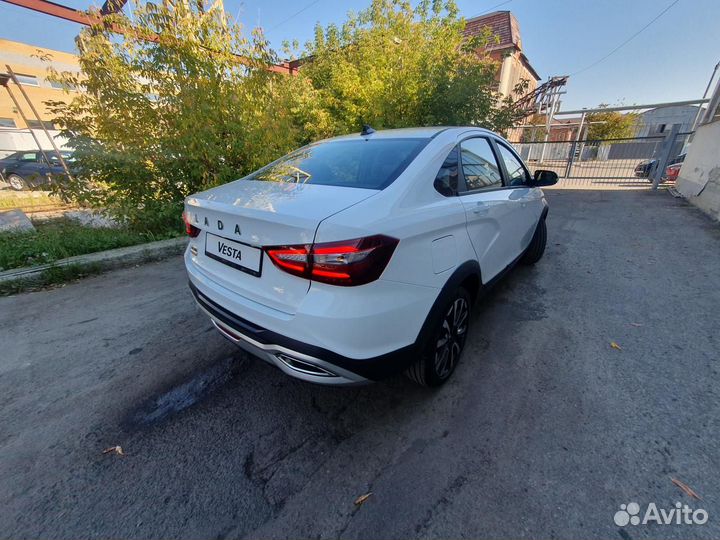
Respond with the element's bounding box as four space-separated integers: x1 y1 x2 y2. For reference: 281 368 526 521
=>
0 0 718 110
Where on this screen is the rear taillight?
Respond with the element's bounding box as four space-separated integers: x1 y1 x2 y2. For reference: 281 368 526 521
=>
265 235 399 286
183 211 200 238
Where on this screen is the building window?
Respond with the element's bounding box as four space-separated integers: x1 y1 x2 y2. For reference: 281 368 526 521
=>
26 120 56 130
0 117 16 128
13 73 39 86
50 80 77 91
657 124 666 133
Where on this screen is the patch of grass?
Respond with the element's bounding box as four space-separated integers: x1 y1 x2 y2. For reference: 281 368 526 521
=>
0 191 62 210
0 218 181 272
0 263 105 296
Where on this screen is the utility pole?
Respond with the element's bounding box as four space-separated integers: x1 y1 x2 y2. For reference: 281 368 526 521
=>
5 65 74 181
538 76 567 164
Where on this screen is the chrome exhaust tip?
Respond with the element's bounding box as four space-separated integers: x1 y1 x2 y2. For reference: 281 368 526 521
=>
275 353 338 377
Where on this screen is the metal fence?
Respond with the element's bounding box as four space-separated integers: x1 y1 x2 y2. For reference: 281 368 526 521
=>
509 100 704 189
513 132 693 188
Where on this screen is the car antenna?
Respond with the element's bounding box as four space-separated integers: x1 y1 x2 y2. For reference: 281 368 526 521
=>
361 124 376 136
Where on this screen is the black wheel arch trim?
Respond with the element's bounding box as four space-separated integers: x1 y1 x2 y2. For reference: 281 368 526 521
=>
411 260 482 354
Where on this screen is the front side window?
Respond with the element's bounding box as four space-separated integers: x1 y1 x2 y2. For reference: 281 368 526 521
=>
460 138 502 190
19 152 38 162
245 138 429 190
496 143 530 186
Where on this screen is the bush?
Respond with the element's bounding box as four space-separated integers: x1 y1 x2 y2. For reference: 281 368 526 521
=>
46 0 525 233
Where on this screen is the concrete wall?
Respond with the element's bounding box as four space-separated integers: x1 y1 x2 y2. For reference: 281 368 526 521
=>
0 128 70 157
676 120 720 221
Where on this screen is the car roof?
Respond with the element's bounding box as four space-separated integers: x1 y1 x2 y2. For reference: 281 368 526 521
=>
324 126 496 141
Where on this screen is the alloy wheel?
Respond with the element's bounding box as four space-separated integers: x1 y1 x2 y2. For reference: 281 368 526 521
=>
434 296 469 379
8 175 25 190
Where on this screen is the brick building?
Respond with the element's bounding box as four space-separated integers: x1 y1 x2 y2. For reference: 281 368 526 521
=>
463 10 541 98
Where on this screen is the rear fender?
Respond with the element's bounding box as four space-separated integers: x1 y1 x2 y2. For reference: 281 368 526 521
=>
415 260 482 352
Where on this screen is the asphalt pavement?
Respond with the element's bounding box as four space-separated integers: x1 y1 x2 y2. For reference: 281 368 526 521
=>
1 189 719 539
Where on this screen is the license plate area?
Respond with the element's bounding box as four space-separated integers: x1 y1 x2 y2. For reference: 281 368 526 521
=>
205 232 263 277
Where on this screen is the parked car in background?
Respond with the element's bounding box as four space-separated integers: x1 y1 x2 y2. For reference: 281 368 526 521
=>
634 152 686 182
0 150 74 190
184 126 558 387
634 158 657 178
664 152 686 182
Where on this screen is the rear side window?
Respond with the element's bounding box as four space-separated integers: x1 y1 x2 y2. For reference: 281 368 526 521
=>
246 138 430 190
434 146 459 196
459 138 502 190
496 143 530 186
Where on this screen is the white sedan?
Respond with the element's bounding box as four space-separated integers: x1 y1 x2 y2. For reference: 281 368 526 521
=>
184 126 557 386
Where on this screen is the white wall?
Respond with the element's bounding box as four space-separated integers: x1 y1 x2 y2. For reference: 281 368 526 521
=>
676 120 720 220
0 128 70 158
638 105 702 137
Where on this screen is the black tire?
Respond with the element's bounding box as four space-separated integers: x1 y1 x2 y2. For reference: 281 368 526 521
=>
521 217 546 265
406 287 471 387
7 174 28 191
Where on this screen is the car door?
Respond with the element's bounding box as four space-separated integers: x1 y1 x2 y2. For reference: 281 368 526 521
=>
45 153 68 177
492 139 544 255
16 151 45 183
457 136 517 282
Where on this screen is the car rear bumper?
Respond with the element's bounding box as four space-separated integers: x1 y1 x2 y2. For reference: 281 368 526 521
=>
189 281 419 385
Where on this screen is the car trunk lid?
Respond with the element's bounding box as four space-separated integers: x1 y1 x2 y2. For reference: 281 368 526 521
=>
185 179 378 314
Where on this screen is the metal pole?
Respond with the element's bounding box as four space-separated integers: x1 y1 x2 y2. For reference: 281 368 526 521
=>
566 111 586 178
1 83 52 166
556 99 710 116
651 124 680 190
6 65 74 181
700 77 720 125
691 61 720 132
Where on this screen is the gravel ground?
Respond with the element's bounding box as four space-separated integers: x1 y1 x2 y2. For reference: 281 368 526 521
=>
1 189 719 540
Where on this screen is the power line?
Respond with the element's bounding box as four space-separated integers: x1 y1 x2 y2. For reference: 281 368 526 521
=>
267 0 323 31
570 0 681 77
468 0 513 19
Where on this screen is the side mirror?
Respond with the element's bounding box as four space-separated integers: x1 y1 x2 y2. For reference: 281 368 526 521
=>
532 169 558 187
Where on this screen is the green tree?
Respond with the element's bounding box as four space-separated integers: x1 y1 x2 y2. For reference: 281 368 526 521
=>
295 0 525 138
46 0 525 232
47 0 304 231
586 105 639 141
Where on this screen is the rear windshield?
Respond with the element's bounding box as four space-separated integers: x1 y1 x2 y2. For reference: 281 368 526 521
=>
244 138 430 190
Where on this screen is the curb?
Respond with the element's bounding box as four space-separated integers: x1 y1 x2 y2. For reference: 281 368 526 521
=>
0 236 188 286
